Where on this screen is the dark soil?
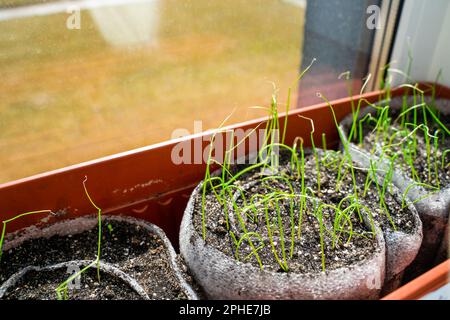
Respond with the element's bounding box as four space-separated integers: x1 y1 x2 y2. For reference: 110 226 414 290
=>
3 267 141 300
355 97 450 187
193 150 404 274
307 151 416 234
362 126 450 186
0 219 187 300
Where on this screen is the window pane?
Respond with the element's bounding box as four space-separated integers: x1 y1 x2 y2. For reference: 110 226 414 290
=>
297 0 381 107
0 0 305 183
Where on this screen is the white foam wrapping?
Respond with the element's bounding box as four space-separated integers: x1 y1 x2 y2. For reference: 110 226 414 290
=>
339 98 449 279
180 184 386 300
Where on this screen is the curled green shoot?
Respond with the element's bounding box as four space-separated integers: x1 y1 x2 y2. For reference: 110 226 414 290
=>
281 58 316 146
338 71 355 117
235 232 265 263
332 207 353 247
224 185 264 269
370 158 397 231
83 177 102 281
319 93 360 220
262 176 295 258
357 113 378 145
298 115 320 192
264 203 288 272
55 176 102 300
274 199 288 270
336 196 376 237
404 123 438 184
293 137 306 241
201 111 236 239
0 210 54 263
402 182 439 208
346 75 373 142
382 122 439 185
222 143 298 189
371 106 391 154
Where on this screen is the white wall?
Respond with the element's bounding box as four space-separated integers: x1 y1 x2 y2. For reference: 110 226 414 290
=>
390 0 450 86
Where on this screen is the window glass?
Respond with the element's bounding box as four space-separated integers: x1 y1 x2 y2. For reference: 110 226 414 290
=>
0 0 305 183
297 0 381 107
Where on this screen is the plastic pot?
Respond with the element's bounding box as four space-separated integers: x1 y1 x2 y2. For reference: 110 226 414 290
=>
180 182 386 300
0 83 447 300
0 260 149 300
383 259 450 300
304 148 422 294
312 149 423 293
1 215 199 300
370 180 423 294
339 100 450 278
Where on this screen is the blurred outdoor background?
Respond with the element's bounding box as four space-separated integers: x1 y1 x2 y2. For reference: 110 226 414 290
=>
0 0 305 183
